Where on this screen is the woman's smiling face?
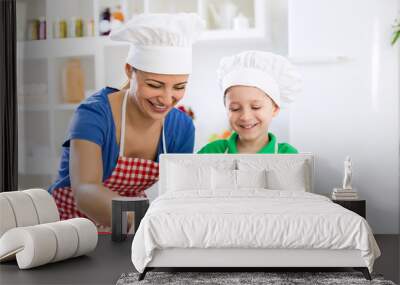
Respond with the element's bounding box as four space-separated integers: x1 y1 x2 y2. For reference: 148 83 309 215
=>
225 85 279 142
127 66 188 120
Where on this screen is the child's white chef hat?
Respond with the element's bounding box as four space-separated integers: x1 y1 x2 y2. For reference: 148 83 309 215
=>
110 13 205 75
217 50 302 107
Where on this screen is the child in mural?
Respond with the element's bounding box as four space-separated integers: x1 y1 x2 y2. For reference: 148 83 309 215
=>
198 50 301 154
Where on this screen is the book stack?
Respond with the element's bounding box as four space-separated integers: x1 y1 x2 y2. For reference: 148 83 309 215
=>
331 188 359 200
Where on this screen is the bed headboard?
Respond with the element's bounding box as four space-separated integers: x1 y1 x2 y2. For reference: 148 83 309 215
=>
158 153 314 195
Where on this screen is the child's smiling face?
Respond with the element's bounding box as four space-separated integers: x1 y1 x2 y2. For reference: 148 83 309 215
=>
225 86 279 142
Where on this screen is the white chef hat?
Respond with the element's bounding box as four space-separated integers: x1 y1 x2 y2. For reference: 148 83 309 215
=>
109 13 205 75
217 50 302 107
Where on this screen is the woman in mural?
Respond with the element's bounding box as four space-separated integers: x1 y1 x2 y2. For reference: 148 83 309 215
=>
49 13 204 230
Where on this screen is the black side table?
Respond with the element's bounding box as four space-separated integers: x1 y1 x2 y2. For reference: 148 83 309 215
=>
332 199 366 219
112 197 149 242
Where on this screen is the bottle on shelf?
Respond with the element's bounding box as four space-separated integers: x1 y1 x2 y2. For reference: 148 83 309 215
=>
53 19 68 39
86 19 95 37
112 5 124 22
38 17 46 40
68 18 76 38
209 0 238 29
75 18 84 37
111 5 125 31
233 13 250 30
27 19 39 40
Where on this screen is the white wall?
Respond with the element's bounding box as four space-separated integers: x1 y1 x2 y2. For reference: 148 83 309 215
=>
288 0 399 233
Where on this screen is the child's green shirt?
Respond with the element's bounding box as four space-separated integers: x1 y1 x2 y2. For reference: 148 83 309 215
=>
197 132 298 154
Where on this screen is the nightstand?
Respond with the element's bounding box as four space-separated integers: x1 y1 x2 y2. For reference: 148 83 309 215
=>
111 197 149 242
332 199 366 219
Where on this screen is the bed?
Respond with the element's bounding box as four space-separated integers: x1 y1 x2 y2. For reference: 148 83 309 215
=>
130 154 380 280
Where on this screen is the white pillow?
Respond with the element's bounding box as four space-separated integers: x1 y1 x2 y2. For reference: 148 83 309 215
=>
211 168 236 191
266 163 307 191
236 169 267 189
238 159 310 192
211 169 268 191
167 162 212 192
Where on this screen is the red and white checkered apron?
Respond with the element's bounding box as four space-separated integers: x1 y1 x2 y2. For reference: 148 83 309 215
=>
52 90 166 229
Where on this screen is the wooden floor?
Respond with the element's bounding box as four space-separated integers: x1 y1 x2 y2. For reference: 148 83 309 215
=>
373 235 400 284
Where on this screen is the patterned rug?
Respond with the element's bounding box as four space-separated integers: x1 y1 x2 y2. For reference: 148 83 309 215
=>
116 271 396 285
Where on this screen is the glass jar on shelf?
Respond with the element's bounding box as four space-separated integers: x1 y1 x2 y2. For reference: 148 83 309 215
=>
99 7 111 36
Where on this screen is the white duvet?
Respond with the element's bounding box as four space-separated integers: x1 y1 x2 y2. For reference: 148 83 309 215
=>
131 190 380 273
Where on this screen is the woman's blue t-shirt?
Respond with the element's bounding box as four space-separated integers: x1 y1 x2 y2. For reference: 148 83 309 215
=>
48 87 195 193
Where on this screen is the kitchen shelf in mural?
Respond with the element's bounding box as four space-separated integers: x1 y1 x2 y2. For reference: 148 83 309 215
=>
54 104 80 111
18 104 49 112
18 0 267 56
288 56 351 65
20 27 267 60
200 28 264 41
19 103 80 112
21 38 99 59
